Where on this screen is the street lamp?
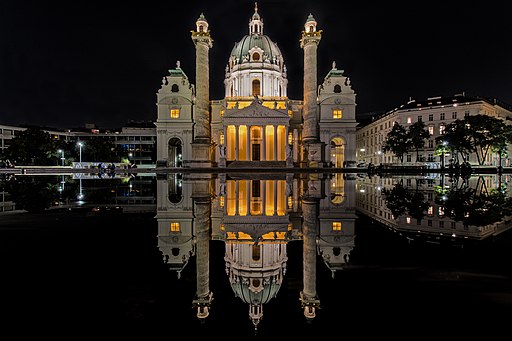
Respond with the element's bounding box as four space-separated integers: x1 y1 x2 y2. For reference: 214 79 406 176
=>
77 142 83 163
57 149 65 166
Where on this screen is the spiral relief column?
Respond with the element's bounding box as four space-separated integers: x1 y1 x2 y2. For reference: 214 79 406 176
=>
190 13 214 167
300 14 325 167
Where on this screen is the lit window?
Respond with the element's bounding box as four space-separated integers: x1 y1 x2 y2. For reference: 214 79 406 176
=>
252 52 260 61
333 109 342 119
439 125 445 135
288 196 293 209
428 206 434 215
428 126 434 135
406 217 411 224
170 109 180 118
170 222 180 232
219 196 225 208
288 132 293 145
332 222 342 231
220 133 225 145
220 109 225 117
407 117 412 124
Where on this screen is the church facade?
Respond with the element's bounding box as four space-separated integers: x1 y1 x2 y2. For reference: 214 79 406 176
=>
155 4 357 168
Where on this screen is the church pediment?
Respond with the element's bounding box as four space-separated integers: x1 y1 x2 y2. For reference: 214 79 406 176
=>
224 100 288 119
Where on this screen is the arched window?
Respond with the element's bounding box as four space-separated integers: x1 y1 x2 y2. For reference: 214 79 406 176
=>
334 84 341 93
252 52 260 61
171 84 179 92
252 79 260 97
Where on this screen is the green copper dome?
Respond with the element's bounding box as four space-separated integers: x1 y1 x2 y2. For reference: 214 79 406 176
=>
230 34 282 64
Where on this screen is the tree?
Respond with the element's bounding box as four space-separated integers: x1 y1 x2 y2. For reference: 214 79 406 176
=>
4 127 56 165
407 121 430 162
382 123 409 163
435 119 473 163
80 139 120 163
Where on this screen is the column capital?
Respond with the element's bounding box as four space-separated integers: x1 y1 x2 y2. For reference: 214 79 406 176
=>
300 31 322 49
191 32 213 48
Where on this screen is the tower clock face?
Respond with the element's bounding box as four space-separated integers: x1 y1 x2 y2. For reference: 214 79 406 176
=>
171 97 178 104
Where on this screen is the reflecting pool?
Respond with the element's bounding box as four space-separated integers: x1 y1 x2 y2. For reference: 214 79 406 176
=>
1 171 511 337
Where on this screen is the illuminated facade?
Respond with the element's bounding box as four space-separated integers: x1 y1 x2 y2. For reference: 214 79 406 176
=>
155 4 357 168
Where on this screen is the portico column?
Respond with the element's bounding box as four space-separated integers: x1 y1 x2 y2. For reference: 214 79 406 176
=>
247 125 251 161
273 126 277 161
262 126 266 161
235 125 239 160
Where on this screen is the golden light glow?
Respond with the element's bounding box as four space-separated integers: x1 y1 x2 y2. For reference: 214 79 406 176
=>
238 126 248 160
332 222 342 231
265 180 275 215
227 126 236 160
238 101 252 109
226 101 237 109
277 125 286 161
333 109 342 119
277 180 286 215
265 126 275 160
288 132 293 145
275 101 286 109
220 109 225 117
287 195 293 209
170 222 180 232
227 181 236 216
219 195 225 208
288 109 293 117
220 224 225 231
238 232 252 240
170 109 180 118
238 180 248 215
220 133 225 145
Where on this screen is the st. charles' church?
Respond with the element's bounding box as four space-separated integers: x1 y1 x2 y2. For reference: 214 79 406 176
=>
155 3 357 169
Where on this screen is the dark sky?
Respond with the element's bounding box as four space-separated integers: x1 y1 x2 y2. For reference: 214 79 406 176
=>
1 0 511 129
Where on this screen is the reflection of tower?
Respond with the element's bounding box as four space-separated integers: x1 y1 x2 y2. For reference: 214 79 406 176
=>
300 14 323 167
317 173 357 276
192 195 213 319
300 195 320 320
190 13 214 167
212 176 300 332
155 175 194 277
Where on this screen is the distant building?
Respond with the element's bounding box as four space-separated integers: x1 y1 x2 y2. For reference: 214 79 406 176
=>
356 94 512 167
0 121 157 167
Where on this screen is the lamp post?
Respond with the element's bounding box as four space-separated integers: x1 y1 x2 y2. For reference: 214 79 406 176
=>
58 149 65 166
77 142 83 163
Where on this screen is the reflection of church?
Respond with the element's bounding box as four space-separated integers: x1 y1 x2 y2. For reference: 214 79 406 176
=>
155 172 356 331
155 4 357 169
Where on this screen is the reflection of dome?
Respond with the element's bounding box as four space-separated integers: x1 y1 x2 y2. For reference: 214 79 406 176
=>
225 242 287 331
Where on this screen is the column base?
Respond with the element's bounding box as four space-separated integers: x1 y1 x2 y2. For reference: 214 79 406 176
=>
305 142 326 168
186 141 213 168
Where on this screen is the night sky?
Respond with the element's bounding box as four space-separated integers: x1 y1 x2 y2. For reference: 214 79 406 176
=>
1 0 511 129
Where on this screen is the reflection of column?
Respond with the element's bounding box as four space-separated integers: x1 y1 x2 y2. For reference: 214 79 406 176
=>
300 198 320 320
235 181 239 215
192 197 213 319
273 180 277 215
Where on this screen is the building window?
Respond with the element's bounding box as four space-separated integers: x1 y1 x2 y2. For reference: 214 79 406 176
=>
171 84 179 92
452 112 457 119
406 217 411 224
219 196 225 208
429 114 433 121
465 110 470 117
428 126 434 135
170 222 180 232
252 52 260 61
407 117 412 124
334 84 341 93
418 116 422 122
332 222 342 231
407 154 411 162
333 109 342 119
288 132 293 145
220 133 225 145
439 221 444 228
451 222 456 229
439 125 445 135
170 109 180 118
428 140 434 148
252 79 261 97
440 112 445 120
